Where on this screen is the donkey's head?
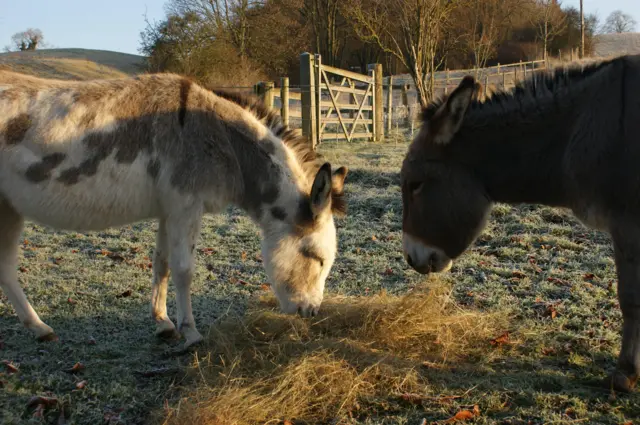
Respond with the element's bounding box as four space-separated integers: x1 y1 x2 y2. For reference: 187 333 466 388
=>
261 162 348 317
401 76 492 274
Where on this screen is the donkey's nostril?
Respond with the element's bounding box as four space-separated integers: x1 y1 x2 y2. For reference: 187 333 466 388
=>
407 255 414 267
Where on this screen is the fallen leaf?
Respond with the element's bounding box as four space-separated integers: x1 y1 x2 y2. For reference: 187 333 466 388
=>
2 360 18 374
64 362 85 374
584 273 595 280
283 421 294 425
383 268 393 276
546 305 557 319
67 297 77 305
116 290 132 298
18 266 28 273
490 331 510 346
75 380 87 389
621 421 633 425
512 270 526 279
27 396 59 408
23 239 30 245
241 251 247 261
107 252 125 262
371 235 377 241
260 284 270 291
71 249 78 254
445 409 476 423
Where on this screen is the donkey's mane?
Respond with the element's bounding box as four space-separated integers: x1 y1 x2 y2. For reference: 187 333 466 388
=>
209 88 321 172
209 87 346 215
422 56 621 123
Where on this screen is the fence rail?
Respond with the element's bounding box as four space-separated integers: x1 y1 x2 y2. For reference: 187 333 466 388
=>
251 54 549 148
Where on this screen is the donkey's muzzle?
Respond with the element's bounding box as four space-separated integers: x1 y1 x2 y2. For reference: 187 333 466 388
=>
402 232 453 274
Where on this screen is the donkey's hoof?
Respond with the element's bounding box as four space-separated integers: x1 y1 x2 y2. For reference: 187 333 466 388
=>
157 328 180 340
606 370 637 393
155 320 179 340
182 329 204 350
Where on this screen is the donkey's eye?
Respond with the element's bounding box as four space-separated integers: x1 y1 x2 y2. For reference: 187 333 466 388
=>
408 181 423 194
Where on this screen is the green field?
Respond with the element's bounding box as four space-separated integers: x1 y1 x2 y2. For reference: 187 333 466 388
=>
1 141 639 424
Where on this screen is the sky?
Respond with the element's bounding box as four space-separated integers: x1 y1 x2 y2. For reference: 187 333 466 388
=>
0 0 166 55
0 0 638 56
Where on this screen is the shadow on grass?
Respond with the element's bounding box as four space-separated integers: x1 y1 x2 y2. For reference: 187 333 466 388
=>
0 291 252 425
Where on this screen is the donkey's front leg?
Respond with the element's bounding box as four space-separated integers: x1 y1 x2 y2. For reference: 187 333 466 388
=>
0 201 55 341
609 224 640 392
166 212 203 349
151 219 178 339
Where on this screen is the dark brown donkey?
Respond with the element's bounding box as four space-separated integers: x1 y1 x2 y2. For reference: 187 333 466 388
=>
400 53 640 393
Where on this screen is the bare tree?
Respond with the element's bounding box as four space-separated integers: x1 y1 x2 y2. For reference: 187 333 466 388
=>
10 28 44 51
344 0 459 107
167 0 265 58
300 0 350 67
601 10 637 34
531 0 567 60
459 0 523 71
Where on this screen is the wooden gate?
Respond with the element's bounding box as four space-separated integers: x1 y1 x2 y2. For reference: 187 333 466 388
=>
316 54 376 143
300 53 382 148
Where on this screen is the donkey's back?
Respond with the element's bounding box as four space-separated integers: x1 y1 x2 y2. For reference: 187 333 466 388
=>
0 71 236 230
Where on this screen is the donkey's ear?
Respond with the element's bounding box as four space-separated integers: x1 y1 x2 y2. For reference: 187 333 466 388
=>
310 162 332 218
330 166 348 217
432 76 478 145
331 166 348 194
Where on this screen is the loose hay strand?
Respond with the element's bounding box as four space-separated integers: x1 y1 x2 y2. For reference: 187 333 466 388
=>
161 282 512 425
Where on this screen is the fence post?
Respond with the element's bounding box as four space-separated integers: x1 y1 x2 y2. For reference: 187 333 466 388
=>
444 69 450 95
402 84 410 128
386 76 393 135
484 74 489 99
502 69 506 89
256 81 275 109
300 53 317 149
367 63 383 142
280 77 289 127
523 63 528 80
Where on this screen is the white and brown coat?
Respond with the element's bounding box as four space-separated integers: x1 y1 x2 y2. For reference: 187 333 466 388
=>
0 70 348 348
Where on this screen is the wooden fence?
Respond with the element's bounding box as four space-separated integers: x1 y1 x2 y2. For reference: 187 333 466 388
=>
252 54 548 148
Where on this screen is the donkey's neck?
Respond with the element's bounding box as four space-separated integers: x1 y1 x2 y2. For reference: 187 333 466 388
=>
450 97 579 208
226 124 303 223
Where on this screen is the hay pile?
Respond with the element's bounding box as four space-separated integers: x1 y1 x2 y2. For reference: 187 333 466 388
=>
161 281 512 425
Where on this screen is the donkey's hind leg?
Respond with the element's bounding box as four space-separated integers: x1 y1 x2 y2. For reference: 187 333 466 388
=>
0 201 56 341
166 211 203 349
151 218 178 339
609 222 640 392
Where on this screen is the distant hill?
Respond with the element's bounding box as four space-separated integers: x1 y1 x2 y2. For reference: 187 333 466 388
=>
593 32 640 58
0 48 148 80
